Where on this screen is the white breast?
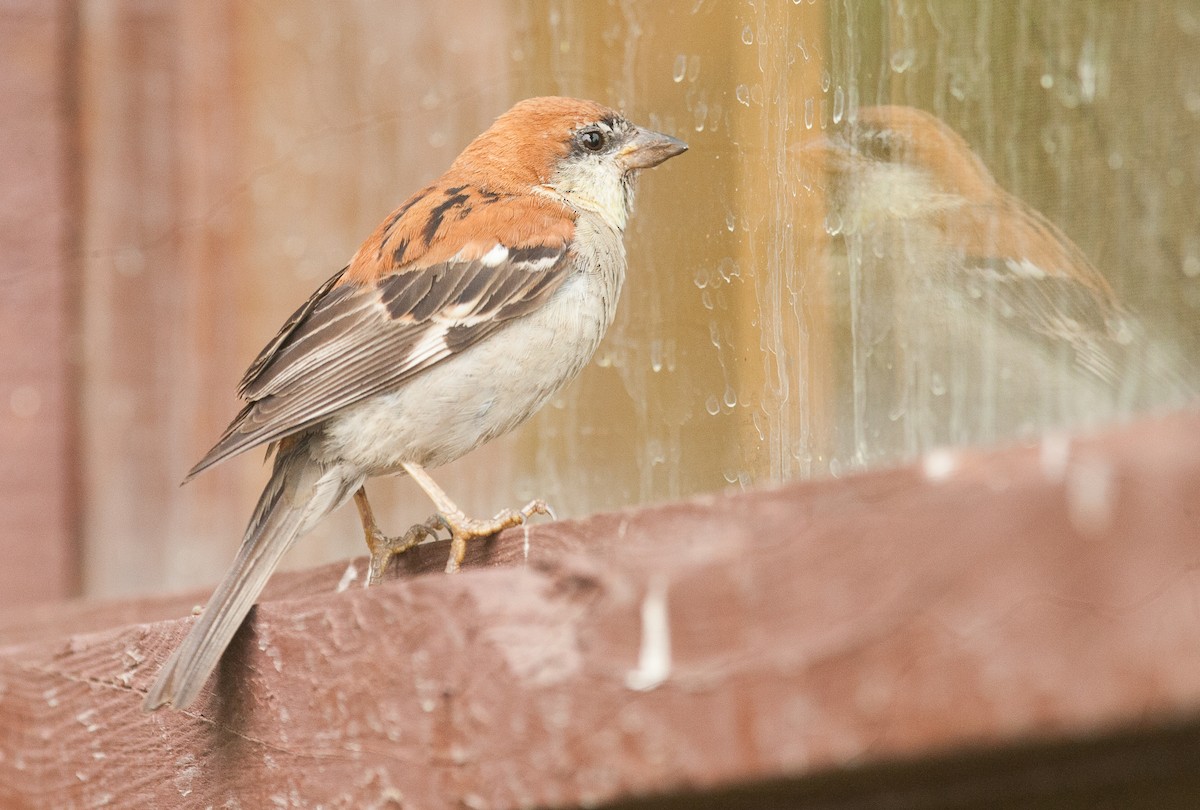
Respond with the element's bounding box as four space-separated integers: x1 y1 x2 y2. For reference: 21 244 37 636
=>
318 215 626 474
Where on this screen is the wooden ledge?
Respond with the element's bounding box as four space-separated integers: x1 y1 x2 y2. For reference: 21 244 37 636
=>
3 410 1200 807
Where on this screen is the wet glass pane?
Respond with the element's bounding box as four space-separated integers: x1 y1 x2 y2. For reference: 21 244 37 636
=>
507 0 1200 517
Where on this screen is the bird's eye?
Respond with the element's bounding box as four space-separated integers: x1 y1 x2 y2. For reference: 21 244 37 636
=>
863 130 898 162
578 128 606 152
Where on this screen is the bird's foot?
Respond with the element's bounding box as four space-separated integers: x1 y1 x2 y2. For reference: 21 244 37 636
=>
365 514 443 586
441 499 554 573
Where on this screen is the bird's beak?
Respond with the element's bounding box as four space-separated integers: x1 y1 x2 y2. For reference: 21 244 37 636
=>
793 134 852 173
619 127 688 171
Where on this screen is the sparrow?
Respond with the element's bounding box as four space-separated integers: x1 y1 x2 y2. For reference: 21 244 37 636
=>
804 105 1193 457
144 96 687 711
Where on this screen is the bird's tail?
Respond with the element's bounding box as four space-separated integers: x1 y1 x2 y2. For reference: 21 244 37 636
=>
143 438 361 711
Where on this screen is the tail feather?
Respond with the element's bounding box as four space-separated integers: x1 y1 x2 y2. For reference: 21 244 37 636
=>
144 441 361 711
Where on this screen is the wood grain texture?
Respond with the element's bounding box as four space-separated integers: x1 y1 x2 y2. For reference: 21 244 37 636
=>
2 410 1200 807
0 1 78 605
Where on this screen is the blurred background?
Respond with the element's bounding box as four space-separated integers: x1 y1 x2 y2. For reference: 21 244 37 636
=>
2 0 1198 606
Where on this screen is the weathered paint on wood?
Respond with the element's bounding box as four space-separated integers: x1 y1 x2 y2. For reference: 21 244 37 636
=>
1 412 1200 807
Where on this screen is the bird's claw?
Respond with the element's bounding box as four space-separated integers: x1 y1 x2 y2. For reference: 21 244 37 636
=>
521 498 555 521
364 498 556 580
365 514 444 586
440 499 556 573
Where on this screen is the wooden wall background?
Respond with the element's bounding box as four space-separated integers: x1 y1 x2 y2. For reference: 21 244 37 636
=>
73 0 520 601
0 1 78 604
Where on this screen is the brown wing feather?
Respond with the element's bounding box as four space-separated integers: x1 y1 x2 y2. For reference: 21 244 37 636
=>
186 185 575 481
237 266 348 396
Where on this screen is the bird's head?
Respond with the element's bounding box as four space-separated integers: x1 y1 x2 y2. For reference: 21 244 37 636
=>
799 105 999 226
452 96 687 231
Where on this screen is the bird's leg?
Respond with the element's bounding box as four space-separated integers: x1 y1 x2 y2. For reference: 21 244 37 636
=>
401 462 552 573
353 487 441 586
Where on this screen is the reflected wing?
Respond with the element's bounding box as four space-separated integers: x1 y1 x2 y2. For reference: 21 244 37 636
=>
951 254 1126 384
944 200 1126 385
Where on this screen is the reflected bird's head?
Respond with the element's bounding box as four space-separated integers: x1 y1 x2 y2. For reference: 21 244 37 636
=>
803 105 1119 310
800 105 1147 388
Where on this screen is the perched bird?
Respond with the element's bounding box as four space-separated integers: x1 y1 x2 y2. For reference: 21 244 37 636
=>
144 96 687 711
805 105 1192 460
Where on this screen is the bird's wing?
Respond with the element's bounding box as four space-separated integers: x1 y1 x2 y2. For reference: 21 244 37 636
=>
187 186 575 480
946 200 1127 384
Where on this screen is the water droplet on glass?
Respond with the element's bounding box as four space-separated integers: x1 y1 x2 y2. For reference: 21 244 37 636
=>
948 74 967 101
725 212 736 232
889 48 915 73
1078 57 1097 102
1040 73 1054 89
735 84 750 107
672 54 686 83
723 386 737 408
707 102 723 133
1040 130 1058 156
752 412 765 441
930 373 946 396
804 97 814 129
741 25 754 44
693 267 709 289
705 395 720 416
820 69 831 92
832 86 845 123
823 210 843 235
